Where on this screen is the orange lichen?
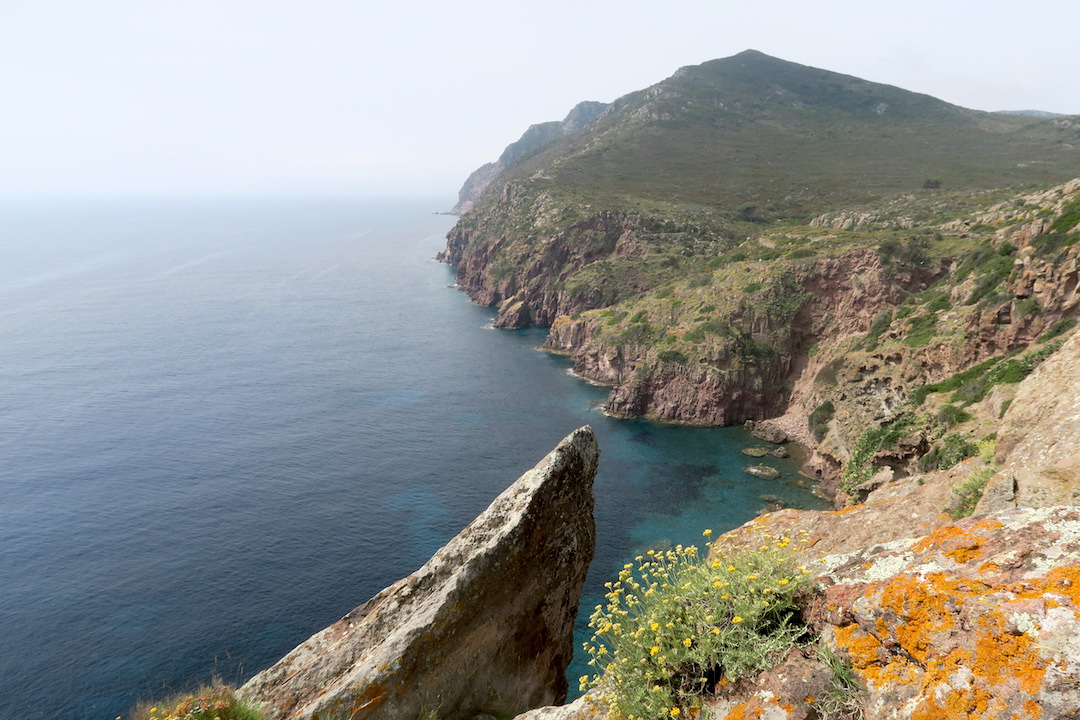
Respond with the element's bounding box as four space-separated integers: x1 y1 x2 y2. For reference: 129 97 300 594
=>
833 623 883 671
973 612 1045 694
880 574 961 662
830 561 1076 716
911 524 988 564
719 694 791 720
969 516 1004 533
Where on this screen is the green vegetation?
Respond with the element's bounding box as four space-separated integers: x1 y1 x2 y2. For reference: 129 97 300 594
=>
935 404 972 429
860 309 893 350
919 432 979 472
581 530 809 719
815 357 846 388
128 683 261 720
902 313 939 348
947 439 998 519
1039 316 1077 342
812 646 866 720
496 52 1080 217
808 401 836 443
840 412 918 494
910 341 1063 409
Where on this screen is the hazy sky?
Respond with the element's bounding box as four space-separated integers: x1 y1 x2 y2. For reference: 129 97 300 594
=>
2 0 1078 197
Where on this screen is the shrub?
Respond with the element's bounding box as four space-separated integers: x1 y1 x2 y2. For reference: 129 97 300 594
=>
902 313 938 348
129 682 262 720
841 412 918 493
1038 316 1077 342
742 282 763 294
581 531 810 719
808 401 836 443
812 646 866 720
919 432 978 472
658 350 688 364
863 309 893 349
935 404 972 429
949 465 996 519
815 357 846 387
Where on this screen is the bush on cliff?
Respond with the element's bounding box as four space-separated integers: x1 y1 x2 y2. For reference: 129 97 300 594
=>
581 530 809 719
127 682 261 720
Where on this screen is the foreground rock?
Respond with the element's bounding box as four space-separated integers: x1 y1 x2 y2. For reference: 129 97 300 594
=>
813 506 1080 720
240 427 600 720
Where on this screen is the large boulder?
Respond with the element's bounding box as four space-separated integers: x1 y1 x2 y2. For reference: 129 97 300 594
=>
979 331 1080 513
240 427 600 720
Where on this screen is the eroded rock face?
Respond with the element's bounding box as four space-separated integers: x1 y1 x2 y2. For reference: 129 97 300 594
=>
240 427 600 720
979 330 1080 513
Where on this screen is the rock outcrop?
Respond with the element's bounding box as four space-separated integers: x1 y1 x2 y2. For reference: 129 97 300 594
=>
811 506 1080 720
240 427 600 720
978 330 1080 512
521 503 1080 720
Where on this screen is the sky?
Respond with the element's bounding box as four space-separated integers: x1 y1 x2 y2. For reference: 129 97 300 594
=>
2 0 1078 198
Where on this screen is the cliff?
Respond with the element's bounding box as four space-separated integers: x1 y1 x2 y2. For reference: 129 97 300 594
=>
518 331 1080 719
440 51 1080 476
428 50 1080 719
239 427 599 720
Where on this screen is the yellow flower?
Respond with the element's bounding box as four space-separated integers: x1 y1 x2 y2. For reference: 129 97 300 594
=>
778 578 789 585
712 627 721 635
703 529 713 536
651 645 661 656
682 637 692 647
732 616 744 623
727 565 736 572
650 621 660 631
670 708 681 717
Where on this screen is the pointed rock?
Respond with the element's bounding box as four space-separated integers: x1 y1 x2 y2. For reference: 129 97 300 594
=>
240 427 600 720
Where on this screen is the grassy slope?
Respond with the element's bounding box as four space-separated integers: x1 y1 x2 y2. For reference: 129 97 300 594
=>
483 51 1080 219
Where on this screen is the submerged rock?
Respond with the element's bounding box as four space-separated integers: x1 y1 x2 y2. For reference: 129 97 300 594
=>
741 447 771 457
240 427 600 720
745 464 781 479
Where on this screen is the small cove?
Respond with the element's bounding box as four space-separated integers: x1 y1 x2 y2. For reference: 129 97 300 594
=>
0 196 827 719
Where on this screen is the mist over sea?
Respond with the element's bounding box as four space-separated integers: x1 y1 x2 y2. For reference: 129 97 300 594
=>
0 197 826 719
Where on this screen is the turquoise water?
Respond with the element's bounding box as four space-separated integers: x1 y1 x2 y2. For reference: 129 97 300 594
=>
0 197 826 718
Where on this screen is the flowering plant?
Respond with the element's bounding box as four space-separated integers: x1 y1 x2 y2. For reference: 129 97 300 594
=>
581 529 810 719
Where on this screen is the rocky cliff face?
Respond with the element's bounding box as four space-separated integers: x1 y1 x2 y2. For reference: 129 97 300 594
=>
978 331 1080 512
543 249 942 429
239 427 599 720
516 336 1080 719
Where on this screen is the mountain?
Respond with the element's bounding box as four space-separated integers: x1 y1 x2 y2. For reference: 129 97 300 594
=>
434 49 1080 719
996 109 1066 118
460 50 1080 216
451 100 609 214
439 49 1080 491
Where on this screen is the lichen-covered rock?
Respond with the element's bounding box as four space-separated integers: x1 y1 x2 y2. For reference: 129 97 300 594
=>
512 695 606 720
811 506 1080 720
239 427 600 720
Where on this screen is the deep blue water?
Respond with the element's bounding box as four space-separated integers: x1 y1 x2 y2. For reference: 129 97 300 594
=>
0 197 827 719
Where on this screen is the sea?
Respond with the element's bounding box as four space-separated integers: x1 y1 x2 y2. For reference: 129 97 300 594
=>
0 196 827 719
